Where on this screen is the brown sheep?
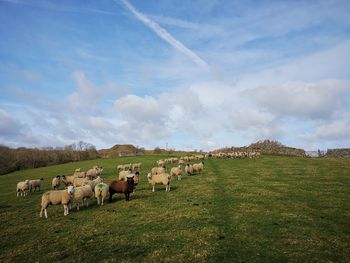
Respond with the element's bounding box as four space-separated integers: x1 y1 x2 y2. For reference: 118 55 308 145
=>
109 176 134 202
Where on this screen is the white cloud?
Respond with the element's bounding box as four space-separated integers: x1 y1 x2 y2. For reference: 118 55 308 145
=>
246 79 349 119
67 70 101 112
0 109 25 139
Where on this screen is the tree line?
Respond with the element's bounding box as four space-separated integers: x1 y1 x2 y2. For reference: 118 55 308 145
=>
0 141 99 175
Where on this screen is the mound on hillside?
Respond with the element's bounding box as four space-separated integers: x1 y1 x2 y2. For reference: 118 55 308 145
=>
98 144 144 158
213 140 305 157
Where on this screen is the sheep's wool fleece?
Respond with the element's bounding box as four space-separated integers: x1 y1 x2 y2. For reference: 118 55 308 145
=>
95 183 108 190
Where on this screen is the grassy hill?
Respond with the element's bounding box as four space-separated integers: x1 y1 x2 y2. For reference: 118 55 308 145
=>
0 155 349 262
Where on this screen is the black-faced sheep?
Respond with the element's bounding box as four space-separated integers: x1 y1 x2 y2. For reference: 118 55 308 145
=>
109 176 134 202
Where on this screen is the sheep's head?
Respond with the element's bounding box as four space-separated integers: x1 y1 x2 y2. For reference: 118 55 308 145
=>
67 185 75 195
96 176 103 183
147 173 152 179
126 176 134 191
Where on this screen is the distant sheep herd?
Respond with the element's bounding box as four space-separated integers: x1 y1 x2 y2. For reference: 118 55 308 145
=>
15 151 260 218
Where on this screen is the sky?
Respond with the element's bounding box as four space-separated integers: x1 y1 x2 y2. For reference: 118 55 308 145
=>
0 0 350 151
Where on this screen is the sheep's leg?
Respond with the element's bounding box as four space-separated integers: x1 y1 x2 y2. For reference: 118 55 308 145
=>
44 209 48 218
17 191 19 197
40 207 43 218
97 197 100 205
64 204 69 216
101 197 104 206
152 185 155 192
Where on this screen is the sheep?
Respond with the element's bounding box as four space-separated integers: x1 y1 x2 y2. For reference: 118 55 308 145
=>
132 162 142 171
61 175 76 186
86 166 103 180
74 170 86 178
73 185 94 210
52 175 61 190
84 176 103 192
157 159 165 167
73 177 89 187
170 165 182 180
94 183 109 206
120 163 132 171
29 178 44 192
192 162 204 174
109 176 134 202
16 180 30 197
39 185 75 218
185 164 194 175
117 164 125 171
118 169 132 181
151 166 166 175
147 173 171 192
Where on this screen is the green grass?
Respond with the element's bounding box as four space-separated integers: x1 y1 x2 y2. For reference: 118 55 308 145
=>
0 156 350 262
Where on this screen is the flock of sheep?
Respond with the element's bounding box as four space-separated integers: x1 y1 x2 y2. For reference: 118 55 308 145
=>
16 151 259 218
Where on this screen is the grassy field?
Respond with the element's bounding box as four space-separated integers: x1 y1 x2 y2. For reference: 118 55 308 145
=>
0 155 349 262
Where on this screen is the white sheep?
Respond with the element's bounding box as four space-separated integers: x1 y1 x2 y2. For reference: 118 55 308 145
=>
185 164 194 175
73 177 89 187
118 169 132 181
192 162 204 173
117 164 124 171
147 173 171 192
74 170 86 178
132 162 142 171
29 178 44 192
170 165 182 180
73 185 94 210
39 185 75 218
94 183 109 206
16 180 30 197
61 175 76 186
85 176 103 192
157 160 165 167
151 166 166 176
52 175 61 190
86 166 103 179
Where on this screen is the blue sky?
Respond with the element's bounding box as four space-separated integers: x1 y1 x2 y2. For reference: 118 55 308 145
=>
0 0 350 151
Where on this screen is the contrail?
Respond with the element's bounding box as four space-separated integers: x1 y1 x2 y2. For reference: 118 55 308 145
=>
119 0 210 71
